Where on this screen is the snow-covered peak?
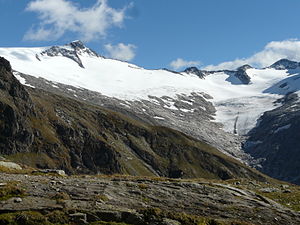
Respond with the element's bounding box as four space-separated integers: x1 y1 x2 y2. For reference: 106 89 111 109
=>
38 40 99 68
183 67 213 79
237 64 252 71
69 40 86 49
184 64 253 84
269 59 300 70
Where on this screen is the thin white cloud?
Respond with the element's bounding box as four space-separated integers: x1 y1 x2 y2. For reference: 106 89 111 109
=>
104 43 137 61
204 39 300 70
169 58 201 70
24 0 129 41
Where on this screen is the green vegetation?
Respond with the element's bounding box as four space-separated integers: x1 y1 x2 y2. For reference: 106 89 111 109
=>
258 188 300 211
50 192 71 201
0 207 257 225
226 179 300 212
6 152 57 170
0 211 132 225
0 181 25 201
95 194 109 202
0 211 51 225
138 183 148 190
90 222 132 225
140 207 255 225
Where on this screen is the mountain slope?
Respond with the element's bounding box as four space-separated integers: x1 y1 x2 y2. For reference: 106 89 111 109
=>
0 57 267 181
244 93 300 184
2 41 300 184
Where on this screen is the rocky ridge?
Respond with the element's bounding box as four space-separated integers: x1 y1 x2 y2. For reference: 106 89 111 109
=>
183 64 252 84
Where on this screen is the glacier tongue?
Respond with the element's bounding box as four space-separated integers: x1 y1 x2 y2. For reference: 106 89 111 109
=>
214 95 280 135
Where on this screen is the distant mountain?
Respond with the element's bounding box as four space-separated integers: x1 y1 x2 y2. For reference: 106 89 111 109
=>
1 41 300 184
269 58 300 70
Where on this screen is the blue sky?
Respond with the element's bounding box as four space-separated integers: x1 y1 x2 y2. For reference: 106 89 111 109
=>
1 0 300 70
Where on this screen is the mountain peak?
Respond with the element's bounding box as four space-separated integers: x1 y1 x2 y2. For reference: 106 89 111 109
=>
65 40 99 57
184 67 211 78
269 59 300 70
237 64 252 71
38 40 99 68
68 40 86 49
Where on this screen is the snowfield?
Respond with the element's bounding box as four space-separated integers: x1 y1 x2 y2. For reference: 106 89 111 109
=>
0 41 298 135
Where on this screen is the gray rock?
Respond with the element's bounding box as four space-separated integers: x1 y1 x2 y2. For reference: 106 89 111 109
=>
13 197 23 203
0 161 22 170
34 169 66 176
259 188 280 193
69 213 87 224
162 218 182 225
0 183 7 187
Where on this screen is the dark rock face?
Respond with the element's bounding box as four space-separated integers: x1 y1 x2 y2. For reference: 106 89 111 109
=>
184 67 212 78
235 65 252 84
244 93 300 184
0 57 11 72
0 58 35 154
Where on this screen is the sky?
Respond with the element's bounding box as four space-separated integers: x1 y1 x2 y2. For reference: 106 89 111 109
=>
1 0 300 71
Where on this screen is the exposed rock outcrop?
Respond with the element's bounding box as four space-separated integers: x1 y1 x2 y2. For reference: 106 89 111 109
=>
235 64 252 84
0 173 299 225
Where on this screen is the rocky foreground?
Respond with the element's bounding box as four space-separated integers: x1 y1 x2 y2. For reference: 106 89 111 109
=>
0 173 300 225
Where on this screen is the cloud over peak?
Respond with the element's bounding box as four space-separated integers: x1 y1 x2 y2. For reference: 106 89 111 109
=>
169 58 201 70
104 43 137 61
204 39 300 70
24 0 129 41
